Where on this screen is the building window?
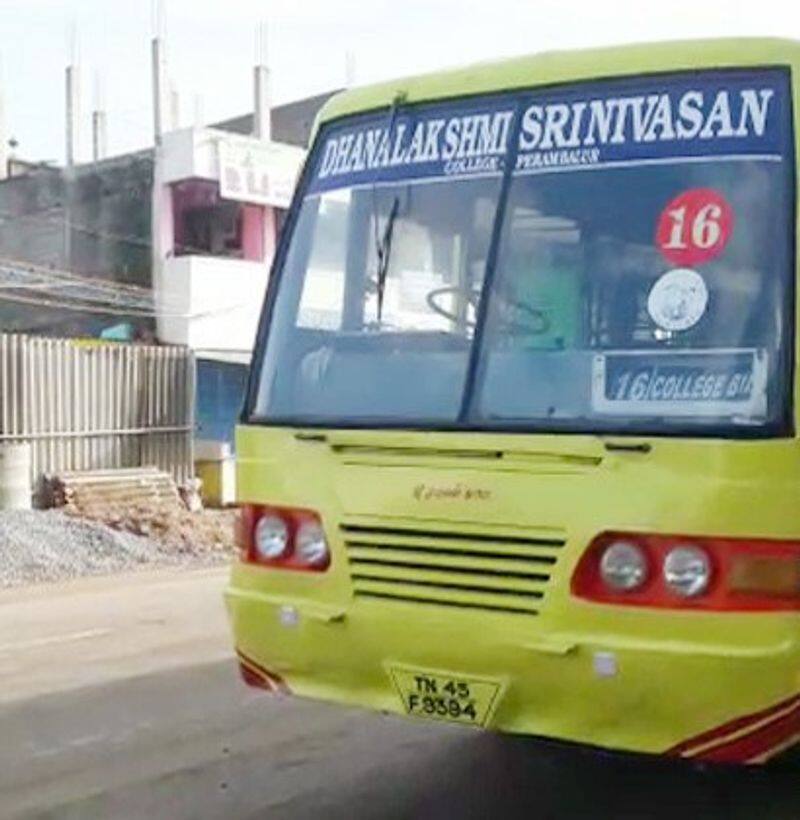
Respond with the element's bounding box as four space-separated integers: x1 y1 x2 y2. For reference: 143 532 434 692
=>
171 179 265 261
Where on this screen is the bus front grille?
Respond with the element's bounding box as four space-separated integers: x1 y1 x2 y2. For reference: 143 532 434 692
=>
340 521 565 617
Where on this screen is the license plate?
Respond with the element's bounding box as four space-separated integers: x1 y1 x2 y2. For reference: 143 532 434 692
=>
389 666 502 727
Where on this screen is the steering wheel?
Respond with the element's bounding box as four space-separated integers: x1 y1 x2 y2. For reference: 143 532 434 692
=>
425 285 551 335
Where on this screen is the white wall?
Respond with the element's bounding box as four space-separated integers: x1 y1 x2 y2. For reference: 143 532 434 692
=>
155 255 269 352
159 127 224 184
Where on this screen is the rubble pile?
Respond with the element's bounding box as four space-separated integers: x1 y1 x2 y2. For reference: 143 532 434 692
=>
0 466 239 588
63 498 238 554
0 509 230 588
46 466 238 556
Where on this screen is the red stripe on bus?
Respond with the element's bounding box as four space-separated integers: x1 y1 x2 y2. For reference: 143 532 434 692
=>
695 701 800 763
666 693 800 757
236 649 291 694
239 660 273 690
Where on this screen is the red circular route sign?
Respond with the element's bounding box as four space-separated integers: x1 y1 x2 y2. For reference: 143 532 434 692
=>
655 188 734 267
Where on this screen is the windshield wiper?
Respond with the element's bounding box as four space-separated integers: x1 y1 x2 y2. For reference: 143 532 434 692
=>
375 196 400 323
369 91 406 327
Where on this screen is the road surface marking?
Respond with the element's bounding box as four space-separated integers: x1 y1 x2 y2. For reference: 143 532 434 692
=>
0 628 113 655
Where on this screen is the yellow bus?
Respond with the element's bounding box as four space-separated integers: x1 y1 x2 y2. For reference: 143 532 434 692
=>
226 38 800 765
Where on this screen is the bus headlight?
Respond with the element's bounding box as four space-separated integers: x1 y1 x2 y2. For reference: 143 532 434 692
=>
599 540 648 591
664 546 711 597
295 520 330 568
254 514 290 560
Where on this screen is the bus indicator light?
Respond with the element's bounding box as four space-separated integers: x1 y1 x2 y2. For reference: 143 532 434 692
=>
663 545 712 597
573 532 800 611
254 514 290 561
240 504 331 572
599 540 649 591
295 520 330 567
728 555 800 597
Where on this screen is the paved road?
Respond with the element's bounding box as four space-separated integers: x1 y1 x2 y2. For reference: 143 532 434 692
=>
0 567 230 704
3 569 800 819
5 660 800 820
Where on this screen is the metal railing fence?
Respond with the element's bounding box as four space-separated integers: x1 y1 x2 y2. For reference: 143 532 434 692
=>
0 334 195 492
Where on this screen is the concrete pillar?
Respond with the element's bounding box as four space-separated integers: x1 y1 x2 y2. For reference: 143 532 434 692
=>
193 94 204 129
91 110 107 161
253 67 271 141
345 51 357 88
0 76 7 180
169 81 180 131
65 64 80 166
151 37 168 144
91 71 107 162
253 22 271 141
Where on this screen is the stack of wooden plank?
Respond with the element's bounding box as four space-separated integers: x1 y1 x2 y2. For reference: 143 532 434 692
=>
47 467 181 515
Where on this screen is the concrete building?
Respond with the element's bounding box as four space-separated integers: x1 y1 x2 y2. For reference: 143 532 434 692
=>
152 127 303 352
0 152 153 335
0 92 334 503
0 92 330 335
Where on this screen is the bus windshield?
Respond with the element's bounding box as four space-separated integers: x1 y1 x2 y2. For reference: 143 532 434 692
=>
250 68 795 437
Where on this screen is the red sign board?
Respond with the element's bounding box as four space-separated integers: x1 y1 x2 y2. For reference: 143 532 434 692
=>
655 188 734 267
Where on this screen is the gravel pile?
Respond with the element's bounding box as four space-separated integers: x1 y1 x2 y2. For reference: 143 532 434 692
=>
0 509 231 588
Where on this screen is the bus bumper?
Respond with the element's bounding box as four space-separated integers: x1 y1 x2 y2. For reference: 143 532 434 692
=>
225 584 800 765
